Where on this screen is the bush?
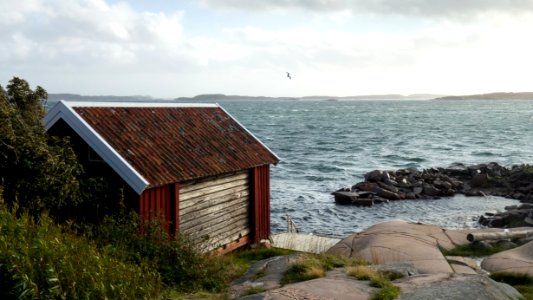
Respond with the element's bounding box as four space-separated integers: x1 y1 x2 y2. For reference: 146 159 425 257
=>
347 265 401 300
90 213 234 293
490 272 533 300
0 205 161 299
0 78 83 218
281 253 366 285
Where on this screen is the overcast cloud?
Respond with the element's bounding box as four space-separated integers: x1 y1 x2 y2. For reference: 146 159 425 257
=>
200 0 533 18
1 0 533 97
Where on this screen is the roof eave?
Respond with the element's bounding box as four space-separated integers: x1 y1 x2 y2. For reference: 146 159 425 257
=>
43 100 150 194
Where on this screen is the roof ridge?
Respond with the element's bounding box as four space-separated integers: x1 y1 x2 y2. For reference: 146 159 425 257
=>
61 100 218 108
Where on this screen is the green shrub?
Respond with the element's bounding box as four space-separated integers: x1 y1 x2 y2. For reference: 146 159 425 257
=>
281 253 366 285
347 265 401 300
231 247 295 264
0 205 161 299
440 243 511 257
243 286 266 296
370 281 401 300
90 213 234 293
490 272 533 300
281 261 325 285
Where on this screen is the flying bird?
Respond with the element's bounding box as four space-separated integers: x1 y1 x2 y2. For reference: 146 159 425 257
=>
286 72 291 79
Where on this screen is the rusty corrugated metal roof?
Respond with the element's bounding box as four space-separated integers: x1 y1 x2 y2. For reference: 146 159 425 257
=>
72 104 279 187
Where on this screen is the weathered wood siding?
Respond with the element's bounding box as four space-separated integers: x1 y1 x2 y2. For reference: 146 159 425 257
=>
179 171 249 251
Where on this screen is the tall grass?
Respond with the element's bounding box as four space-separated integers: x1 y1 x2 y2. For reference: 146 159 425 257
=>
87 213 237 293
0 205 161 299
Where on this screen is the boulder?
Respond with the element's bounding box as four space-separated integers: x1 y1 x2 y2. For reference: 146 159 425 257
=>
327 220 471 274
405 192 416 200
374 186 400 200
472 173 490 187
332 191 362 204
353 181 377 192
413 186 423 195
482 240 533 276
377 181 399 193
422 183 440 197
365 170 383 182
396 273 521 300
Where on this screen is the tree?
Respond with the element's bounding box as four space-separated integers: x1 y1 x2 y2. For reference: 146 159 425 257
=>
0 77 82 216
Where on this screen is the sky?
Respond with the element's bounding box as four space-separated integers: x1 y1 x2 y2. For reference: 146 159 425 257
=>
2 0 533 98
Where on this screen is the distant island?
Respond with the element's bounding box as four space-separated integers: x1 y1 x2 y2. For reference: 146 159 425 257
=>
174 93 445 102
47 93 165 102
47 93 446 105
48 92 533 104
434 92 533 100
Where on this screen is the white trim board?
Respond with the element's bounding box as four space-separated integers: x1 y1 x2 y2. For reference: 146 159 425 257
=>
44 100 149 194
59 101 218 108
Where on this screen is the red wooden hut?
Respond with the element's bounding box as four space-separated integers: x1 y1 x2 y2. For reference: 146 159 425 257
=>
44 100 279 253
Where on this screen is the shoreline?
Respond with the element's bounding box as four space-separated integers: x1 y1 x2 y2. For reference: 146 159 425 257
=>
333 162 533 229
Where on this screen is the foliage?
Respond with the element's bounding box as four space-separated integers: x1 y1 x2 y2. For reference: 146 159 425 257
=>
0 77 82 217
370 282 401 300
490 272 533 300
231 247 295 270
281 260 325 285
0 204 161 299
347 265 377 280
440 243 512 257
281 253 366 285
347 265 401 300
0 77 129 223
88 213 237 293
242 287 266 296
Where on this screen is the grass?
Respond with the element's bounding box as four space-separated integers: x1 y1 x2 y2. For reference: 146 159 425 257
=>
0 205 162 299
242 286 266 296
490 272 533 300
370 283 401 300
165 290 226 300
231 247 295 268
281 253 367 285
440 243 513 257
347 265 402 300
252 269 267 280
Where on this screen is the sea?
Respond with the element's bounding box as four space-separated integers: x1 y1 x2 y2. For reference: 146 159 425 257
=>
220 99 533 237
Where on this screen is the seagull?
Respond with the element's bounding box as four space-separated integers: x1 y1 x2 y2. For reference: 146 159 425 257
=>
286 72 291 79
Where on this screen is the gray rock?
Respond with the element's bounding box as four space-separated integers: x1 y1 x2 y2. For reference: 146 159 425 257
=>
396 273 521 300
374 186 400 200
440 181 453 190
365 170 383 182
332 191 361 204
422 183 439 196
413 187 423 195
353 181 378 192
405 192 416 200
482 240 533 276
369 262 419 277
472 173 490 187
377 181 399 193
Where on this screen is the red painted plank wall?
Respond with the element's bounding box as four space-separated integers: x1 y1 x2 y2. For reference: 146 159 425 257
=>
139 183 179 235
252 165 271 242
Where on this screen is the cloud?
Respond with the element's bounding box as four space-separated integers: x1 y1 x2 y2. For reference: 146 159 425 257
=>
199 0 533 18
2 0 533 97
0 0 193 71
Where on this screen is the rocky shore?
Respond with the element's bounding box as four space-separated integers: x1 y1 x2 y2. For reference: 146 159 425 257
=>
233 221 531 299
333 162 533 228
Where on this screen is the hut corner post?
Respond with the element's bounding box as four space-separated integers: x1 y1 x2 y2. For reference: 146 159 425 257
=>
251 165 271 243
139 183 179 237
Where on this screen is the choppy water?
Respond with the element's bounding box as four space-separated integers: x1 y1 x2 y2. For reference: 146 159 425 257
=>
221 100 533 237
